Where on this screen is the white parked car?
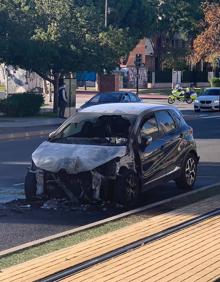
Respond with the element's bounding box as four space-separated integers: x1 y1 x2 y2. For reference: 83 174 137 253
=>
194 88 220 112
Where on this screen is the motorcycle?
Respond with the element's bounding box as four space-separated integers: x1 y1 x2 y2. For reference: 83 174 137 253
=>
168 85 197 104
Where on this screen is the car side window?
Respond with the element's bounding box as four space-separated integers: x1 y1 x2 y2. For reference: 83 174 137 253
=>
155 111 176 134
122 93 131 102
129 93 138 102
140 115 159 139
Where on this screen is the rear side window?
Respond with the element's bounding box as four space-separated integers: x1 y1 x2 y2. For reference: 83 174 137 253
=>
170 109 186 127
155 111 176 134
141 115 159 139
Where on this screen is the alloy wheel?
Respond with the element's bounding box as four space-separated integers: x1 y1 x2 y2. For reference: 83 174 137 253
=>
185 158 196 186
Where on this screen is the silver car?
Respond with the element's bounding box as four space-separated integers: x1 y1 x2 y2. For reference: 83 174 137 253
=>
194 88 220 112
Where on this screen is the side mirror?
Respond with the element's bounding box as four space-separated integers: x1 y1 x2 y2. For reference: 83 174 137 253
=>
141 135 152 147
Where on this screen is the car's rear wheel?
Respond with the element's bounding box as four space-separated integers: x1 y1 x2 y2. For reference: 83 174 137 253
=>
114 170 140 207
175 153 198 190
25 171 37 200
186 98 193 104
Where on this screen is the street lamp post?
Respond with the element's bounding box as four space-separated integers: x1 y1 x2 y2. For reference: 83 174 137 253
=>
105 0 108 28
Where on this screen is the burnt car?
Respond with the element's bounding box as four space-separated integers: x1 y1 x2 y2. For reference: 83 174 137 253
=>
25 103 199 206
79 91 142 110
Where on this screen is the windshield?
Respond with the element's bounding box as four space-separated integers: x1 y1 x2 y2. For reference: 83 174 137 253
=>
51 112 136 145
202 89 220 96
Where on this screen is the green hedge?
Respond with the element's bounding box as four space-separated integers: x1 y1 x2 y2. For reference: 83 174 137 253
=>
210 77 220 87
0 93 44 117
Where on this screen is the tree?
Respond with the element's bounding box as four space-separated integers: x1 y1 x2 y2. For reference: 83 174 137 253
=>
151 0 203 70
192 2 220 73
0 0 157 112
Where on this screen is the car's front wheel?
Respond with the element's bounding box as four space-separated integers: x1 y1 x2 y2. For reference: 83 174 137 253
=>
25 171 37 201
114 170 140 207
175 153 198 190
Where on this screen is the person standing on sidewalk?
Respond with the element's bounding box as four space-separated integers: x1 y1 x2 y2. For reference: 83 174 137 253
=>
58 79 68 118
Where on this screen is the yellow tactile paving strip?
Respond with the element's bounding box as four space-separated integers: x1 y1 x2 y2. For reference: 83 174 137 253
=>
62 216 220 282
0 195 220 282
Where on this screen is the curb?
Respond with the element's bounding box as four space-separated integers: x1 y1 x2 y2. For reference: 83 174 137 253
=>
1 181 219 258
0 129 52 141
140 96 167 100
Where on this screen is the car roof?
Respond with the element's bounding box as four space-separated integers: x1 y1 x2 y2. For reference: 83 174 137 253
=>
98 91 136 95
205 87 220 90
80 103 174 115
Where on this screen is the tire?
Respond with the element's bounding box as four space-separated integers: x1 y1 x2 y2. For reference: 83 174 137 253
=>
114 170 140 207
25 171 37 200
175 153 198 190
168 97 175 104
186 98 193 104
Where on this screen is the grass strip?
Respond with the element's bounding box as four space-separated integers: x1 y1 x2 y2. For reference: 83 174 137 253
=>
0 214 144 269
0 186 219 269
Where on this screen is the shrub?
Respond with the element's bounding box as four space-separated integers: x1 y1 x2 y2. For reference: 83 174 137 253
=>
210 77 220 87
0 93 44 117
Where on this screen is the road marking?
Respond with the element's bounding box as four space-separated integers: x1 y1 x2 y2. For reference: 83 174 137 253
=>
202 115 220 119
0 161 31 165
13 183 24 187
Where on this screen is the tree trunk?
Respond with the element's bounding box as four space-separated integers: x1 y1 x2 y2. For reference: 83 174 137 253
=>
53 73 60 114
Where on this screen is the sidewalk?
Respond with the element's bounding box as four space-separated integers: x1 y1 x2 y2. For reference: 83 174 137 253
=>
1 195 219 281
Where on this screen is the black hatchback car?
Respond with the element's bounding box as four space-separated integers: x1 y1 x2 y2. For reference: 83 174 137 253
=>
79 91 142 109
25 103 199 206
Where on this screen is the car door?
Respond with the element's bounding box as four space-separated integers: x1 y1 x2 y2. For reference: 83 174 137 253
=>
136 113 166 188
154 110 182 175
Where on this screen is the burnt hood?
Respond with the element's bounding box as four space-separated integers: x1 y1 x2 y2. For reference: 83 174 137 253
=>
32 141 127 174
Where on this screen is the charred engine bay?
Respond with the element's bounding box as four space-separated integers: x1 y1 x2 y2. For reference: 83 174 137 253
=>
43 159 119 205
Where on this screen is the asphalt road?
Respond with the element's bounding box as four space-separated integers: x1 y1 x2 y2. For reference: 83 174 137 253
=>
0 104 220 251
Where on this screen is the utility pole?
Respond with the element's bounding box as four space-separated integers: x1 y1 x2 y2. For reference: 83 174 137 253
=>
105 0 108 28
136 67 139 95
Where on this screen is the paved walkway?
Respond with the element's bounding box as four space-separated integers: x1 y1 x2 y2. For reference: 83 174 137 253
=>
0 195 219 282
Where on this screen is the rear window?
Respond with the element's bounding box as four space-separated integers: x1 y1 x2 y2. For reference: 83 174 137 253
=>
202 89 220 96
99 93 122 103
